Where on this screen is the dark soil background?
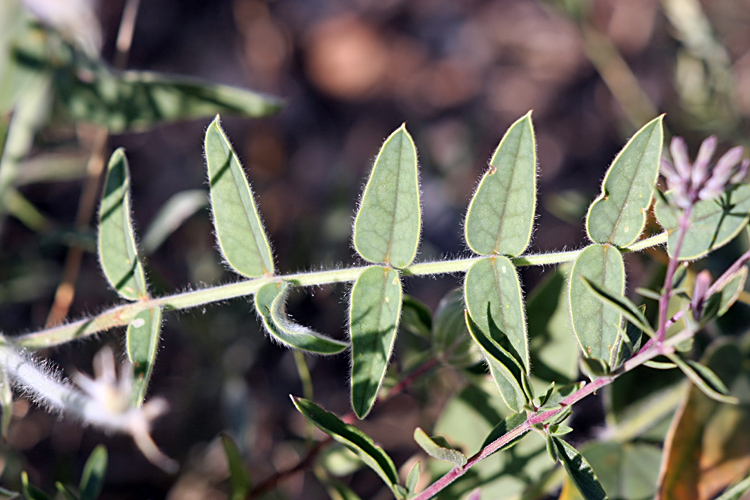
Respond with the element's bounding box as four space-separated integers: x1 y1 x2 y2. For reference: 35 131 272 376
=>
3 0 750 498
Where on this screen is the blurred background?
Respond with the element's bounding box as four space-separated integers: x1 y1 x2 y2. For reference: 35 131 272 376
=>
2 0 750 498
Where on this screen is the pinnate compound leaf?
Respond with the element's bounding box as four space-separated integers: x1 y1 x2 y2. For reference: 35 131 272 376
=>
655 184 750 260
254 282 349 354
205 117 274 278
349 266 402 419
465 111 536 257
79 445 107 500
569 244 625 368
98 148 147 301
464 257 529 372
127 307 163 406
553 437 609 500
220 433 252 500
291 397 402 497
413 427 467 467
465 313 530 412
353 125 421 268
586 115 663 246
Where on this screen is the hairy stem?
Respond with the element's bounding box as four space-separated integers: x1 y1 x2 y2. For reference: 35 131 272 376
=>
14 233 668 350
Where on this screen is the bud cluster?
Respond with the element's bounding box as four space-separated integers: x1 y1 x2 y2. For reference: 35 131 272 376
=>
661 136 749 209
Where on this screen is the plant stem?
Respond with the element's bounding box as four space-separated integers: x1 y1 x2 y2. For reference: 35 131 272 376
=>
411 327 693 500
656 207 692 343
14 232 668 350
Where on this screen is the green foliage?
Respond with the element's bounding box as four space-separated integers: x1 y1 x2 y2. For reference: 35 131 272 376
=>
586 115 663 247
98 148 147 301
254 282 349 354
205 117 275 278
126 307 163 405
349 266 403 419
353 125 421 269
655 185 750 260
413 428 468 467
220 433 252 500
569 244 625 367
464 112 536 257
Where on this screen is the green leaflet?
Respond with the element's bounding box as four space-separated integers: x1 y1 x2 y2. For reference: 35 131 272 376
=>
353 125 421 268
715 267 748 318
465 313 531 413
21 472 50 500
405 462 421 497
569 244 625 367
413 427 468 467
586 115 664 247
291 397 402 498
553 437 609 500
220 433 252 500
582 278 655 337
480 411 528 453
205 117 275 278
655 184 750 260
127 307 163 406
665 353 738 405
98 148 148 301
349 266 402 419
432 289 481 368
141 190 208 254
465 112 536 257
79 445 107 500
464 257 529 372
254 282 349 355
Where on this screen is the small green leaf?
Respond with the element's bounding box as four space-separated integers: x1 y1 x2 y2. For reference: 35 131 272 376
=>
401 295 432 338
54 483 78 500
716 475 750 500
464 111 537 257
582 277 654 337
255 282 349 355
291 397 401 496
464 257 529 372
127 307 163 406
553 437 609 500
0 364 12 440
21 472 50 500
586 115 663 246
714 267 748 318
98 149 147 300
220 433 251 500
205 116 274 278
349 266 402 419
465 313 530 412
666 354 738 405
413 427 467 467
405 461 421 496
545 432 559 463
480 411 528 452
569 244 625 367
655 184 750 260
353 125 421 268
79 445 107 500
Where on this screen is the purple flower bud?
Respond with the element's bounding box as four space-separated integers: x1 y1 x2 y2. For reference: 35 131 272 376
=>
670 137 692 178
692 270 712 321
730 159 750 184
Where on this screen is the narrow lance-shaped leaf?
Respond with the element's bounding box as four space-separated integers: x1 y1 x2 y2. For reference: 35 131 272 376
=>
220 433 252 500
254 282 349 355
353 125 421 268
655 184 750 260
127 307 163 406
582 277 654 337
205 116 274 277
569 244 625 368
0 364 12 440
586 115 664 247
349 266 402 419
664 353 738 405
714 266 748 317
465 312 530 413
291 397 402 498
98 148 148 300
405 462 420 497
464 256 529 372
553 437 609 500
465 111 537 257
413 427 467 467
79 445 107 500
